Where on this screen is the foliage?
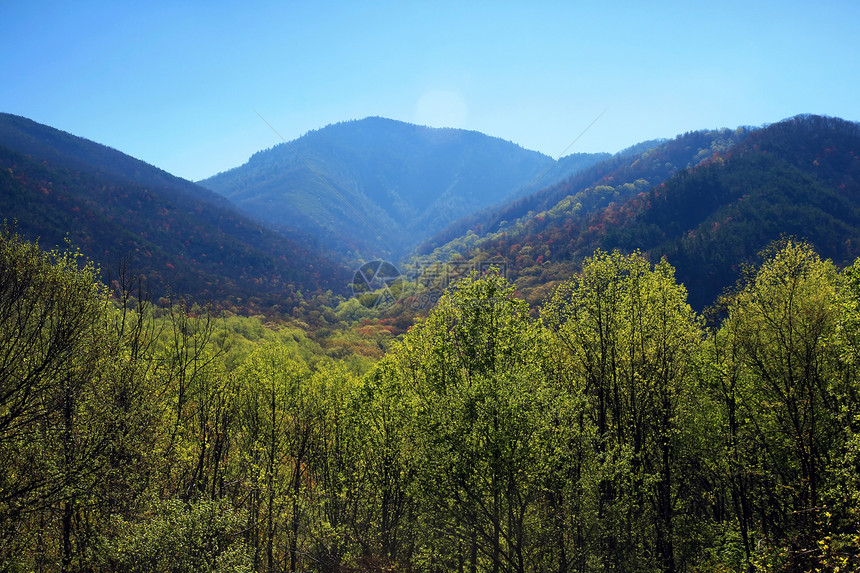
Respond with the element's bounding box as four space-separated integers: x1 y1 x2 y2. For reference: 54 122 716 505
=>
1 227 859 572
103 499 251 573
382 271 572 571
543 250 704 571
0 113 345 312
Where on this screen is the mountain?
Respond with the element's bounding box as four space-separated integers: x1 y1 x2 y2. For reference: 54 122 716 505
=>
198 117 608 260
425 115 860 310
505 151 613 200
0 113 231 209
603 114 860 308
417 128 748 258
0 113 345 311
8 111 855 316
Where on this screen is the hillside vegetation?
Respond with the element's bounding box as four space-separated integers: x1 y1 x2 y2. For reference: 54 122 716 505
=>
2 228 859 572
3 113 860 571
0 113 344 312
199 117 608 259
426 115 860 310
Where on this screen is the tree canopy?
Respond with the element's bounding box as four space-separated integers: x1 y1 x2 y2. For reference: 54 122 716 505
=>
1 228 858 572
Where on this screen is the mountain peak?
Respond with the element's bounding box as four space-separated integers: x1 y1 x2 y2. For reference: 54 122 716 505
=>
199 118 599 260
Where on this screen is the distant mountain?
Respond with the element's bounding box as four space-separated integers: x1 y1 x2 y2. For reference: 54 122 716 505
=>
424 115 860 309
10 111 854 317
417 128 747 258
198 117 607 260
0 113 231 209
504 151 612 200
0 113 344 311
603 114 860 308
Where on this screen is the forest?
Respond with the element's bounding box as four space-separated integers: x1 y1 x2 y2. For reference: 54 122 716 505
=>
1 225 858 573
420 115 860 312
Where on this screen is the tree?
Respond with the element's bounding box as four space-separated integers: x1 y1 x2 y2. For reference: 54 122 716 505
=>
301 362 370 571
234 343 314 572
718 240 851 569
543 250 703 573
0 229 169 571
0 228 110 569
379 271 574 572
104 498 251 573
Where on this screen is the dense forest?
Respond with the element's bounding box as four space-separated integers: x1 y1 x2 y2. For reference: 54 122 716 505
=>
2 225 858 572
0 114 345 311
198 117 607 259
424 115 860 310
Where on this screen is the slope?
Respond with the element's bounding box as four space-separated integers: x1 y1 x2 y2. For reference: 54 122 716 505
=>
0 114 344 311
435 114 860 310
602 114 860 308
199 117 607 260
414 137 674 255
417 128 749 262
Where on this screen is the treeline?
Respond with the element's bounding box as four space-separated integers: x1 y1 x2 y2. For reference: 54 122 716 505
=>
1 228 859 572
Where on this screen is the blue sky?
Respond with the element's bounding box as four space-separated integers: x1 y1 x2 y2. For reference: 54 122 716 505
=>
2 1 859 181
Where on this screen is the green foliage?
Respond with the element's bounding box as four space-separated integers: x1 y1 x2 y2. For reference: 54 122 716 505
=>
2 227 859 572
543 250 704 571
388 272 569 571
104 499 251 573
701 240 860 571
0 226 113 568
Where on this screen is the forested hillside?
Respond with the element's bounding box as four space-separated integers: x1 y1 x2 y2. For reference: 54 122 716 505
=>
0 112 232 208
2 226 858 572
0 114 345 311
414 137 673 256
199 117 607 259
608 114 860 307
3 112 860 572
427 115 860 309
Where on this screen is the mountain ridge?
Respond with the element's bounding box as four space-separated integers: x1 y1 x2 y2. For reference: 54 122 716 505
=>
423 114 860 310
5 111 860 315
0 113 345 311
199 116 609 260
0 113 231 209
415 128 748 259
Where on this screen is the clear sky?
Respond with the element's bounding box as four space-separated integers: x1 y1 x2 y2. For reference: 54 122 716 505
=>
2 1 859 181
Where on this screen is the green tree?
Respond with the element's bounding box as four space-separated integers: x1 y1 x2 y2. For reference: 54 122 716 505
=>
104 498 251 573
235 343 314 572
0 229 110 569
379 272 574 572
717 241 853 569
0 229 172 571
543 250 703 573
301 362 369 571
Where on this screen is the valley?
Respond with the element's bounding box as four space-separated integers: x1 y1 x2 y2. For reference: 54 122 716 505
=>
1 111 860 572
